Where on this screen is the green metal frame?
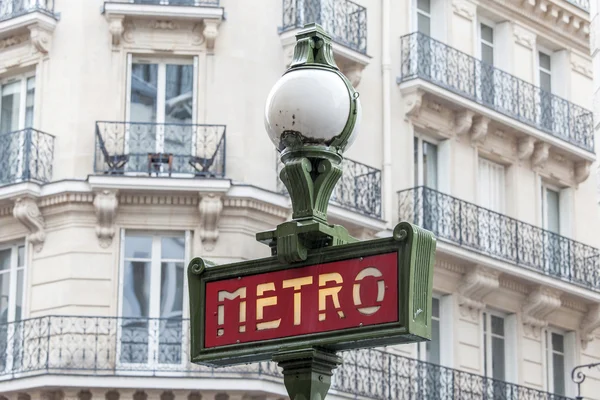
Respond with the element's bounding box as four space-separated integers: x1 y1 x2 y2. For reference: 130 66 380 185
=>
188 222 436 366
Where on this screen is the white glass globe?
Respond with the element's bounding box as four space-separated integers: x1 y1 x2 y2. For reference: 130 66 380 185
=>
264 69 353 150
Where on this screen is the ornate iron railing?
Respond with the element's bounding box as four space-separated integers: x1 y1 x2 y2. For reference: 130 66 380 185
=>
399 32 594 152
94 121 226 177
566 0 589 11
110 0 220 6
0 0 55 21
277 157 382 218
398 186 600 290
0 316 571 400
281 0 367 54
0 128 54 186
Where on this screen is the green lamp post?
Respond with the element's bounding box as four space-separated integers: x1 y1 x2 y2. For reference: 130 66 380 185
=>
257 23 362 264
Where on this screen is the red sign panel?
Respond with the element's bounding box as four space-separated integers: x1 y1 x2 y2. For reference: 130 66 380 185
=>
204 252 398 348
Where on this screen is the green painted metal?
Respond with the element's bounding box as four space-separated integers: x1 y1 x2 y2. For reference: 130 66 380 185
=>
188 221 436 366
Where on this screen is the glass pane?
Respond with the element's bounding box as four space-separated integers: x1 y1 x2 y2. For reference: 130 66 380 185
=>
492 336 505 381
124 236 152 259
160 262 184 319
417 14 430 36
17 246 24 267
481 24 494 43
553 353 565 395
130 63 158 123
552 332 564 353
417 0 430 13
122 260 151 318
25 77 35 128
0 248 10 271
491 315 504 336
539 52 551 70
426 318 440 364
432 297 440 318
165 65 193 124
1 81 21 134
423 141 437 189
15 269 23 321
161 236 185 260
540 71 551 93
546 189 560 233
413 137 419 185
481 44 494 65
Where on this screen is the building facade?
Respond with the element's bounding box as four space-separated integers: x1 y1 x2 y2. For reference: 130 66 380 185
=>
1 0 600 399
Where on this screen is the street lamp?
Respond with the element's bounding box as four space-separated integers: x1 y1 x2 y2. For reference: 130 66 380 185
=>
257 23 362 263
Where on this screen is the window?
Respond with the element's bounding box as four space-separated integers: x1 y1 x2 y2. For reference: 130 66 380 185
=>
539 51 553 131
0 74 35 134
542 184 560 234
479 23 495 106
417 297 440 363
483 312 507 397
0 244 26 373
416 0 431 35
546 330 566 396
119 232 187 366
414 136 438 189
478 158 505 213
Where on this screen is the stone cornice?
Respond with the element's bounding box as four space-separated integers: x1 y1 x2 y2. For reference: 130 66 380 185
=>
499 277 529 295
223 198 289 220
458 266 500 320
13 197 45 252
119 194 198 206
522 286 562 338
581 304 600 348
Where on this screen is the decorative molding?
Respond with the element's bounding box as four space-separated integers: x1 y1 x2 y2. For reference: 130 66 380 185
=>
454 109 474 135
435 259 465 274
93 191 119 248
28 25 52 54
470 116 490 145
39 193 95 207
561 297 587 312
203 19 220 52
458 266 500 320
517 137 535 160
223 198 289 219
13 197 45 252
574 161 591 184
522 287 562 338
581 304 600 349
404 90 424 119
452 0 476 20
0 34 29 50
513 24 536 49
531 142 550 169
198 193 223 251
108 16 125 46
150 20 179 30
119 194 198 205
499 278 528 295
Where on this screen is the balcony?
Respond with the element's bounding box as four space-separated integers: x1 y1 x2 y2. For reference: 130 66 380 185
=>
277 157 382 218
94 121 226 178
566 0 589 11
0 0 54 23
0 316 569 400
398 186 600 291
0 129 54 187
398 32 594 153
279 0 370 86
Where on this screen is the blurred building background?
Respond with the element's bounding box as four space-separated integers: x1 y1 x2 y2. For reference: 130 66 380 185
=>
1 0 600 399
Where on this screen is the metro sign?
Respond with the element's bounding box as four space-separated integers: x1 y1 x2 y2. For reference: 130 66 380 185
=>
188 222 436 366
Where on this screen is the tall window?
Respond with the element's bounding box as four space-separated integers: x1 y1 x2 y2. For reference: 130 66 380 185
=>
539 51 553 131
418 297 440 363
478 158 505 213
414 136 438 189
0 244 25 373
546 330 566 396
542 184 560 234
479 23 495 106
483 312 506 381
416 0 431 35
120 233 186 365
0 75 35 134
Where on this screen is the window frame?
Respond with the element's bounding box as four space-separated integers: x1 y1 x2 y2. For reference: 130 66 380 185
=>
415 0 432 36
413 133 439 188
477 156 506 213
0 242 27 324
537 48 553 94
541 181 561 233
417 294 441 363
545 327 568 396
482 309 508 381
0 71 36 134
477 19 496 66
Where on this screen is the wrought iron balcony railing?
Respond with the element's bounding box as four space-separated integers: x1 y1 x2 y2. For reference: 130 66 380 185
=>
281 0 367 54
399 32 594 152
398 186 600 290
109 0 220 6
0 316 570 400
94 121 226 178
0 0 55 22
566 0 589 11
0 128 54 186
277 157 382 218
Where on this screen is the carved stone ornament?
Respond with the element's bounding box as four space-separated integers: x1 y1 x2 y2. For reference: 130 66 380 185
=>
13 197 45 252
150 20 178 30
574 161 591 184
513 24 536 50
458 266 500 320
531 142 550 169
341 63 365 87
28 25 52 54
517 137 535 160
0 34 28 50
93 191 119 248
454 109 474 136
404 89 424 119
522 287 562 338
581 304 600 349
108 16 125 46
198 193 223 251
452 0 476 20
470 116 490 145
203 19 220 52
